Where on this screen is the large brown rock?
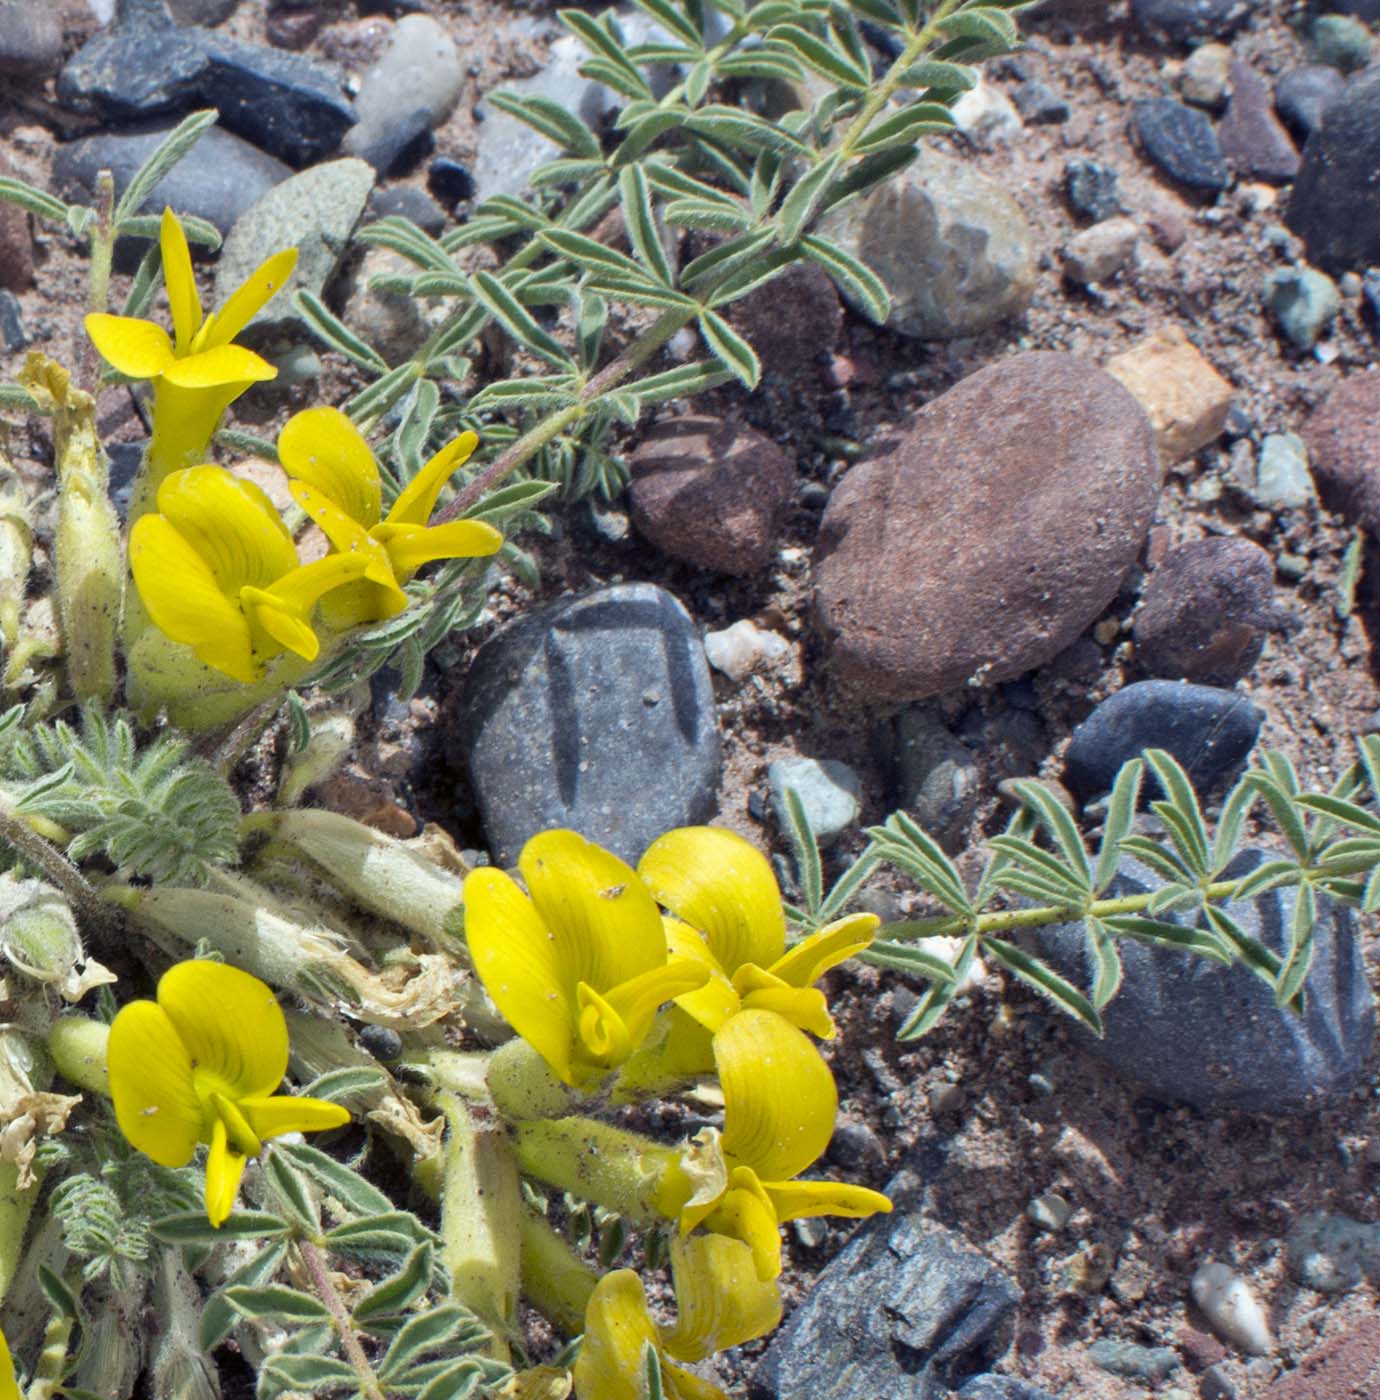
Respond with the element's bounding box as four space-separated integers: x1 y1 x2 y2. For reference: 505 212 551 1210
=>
1264 1321 1380 1399
814 352 1161 699
629 416 795 576
1301 369 1380 532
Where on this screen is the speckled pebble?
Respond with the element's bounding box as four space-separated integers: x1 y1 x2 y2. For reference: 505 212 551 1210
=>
1264 266 1340 350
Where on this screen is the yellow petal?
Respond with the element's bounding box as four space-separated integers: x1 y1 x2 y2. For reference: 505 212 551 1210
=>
735 968 834 1039
279 407 382 528
157 465 299 591
714 1010 836 1183
289 482 406 611
107 999 203 1167
638 828 786 975
767 913 877 989
319 577 409 631
612 1006 717 1103
388 431 478 526
521 831 667 993
197 247 298 352
0 1327 18 1400
129 514 257 683
243 553 372 662
761 1178 892 1225
663 1367 729 1400
372 519 504 579
663 918 740 1032
159 345 277 389
157 961 289 1100
597 959 711 1057
204 1116 247 1228
239 1094 351 1142
84 313 175 379
160 207 202 353
463 866 577 1085
664 1232 783 1359
571 1270 656 1400
698 1167 782 1279
148 379 251 480
211 1091 263 1159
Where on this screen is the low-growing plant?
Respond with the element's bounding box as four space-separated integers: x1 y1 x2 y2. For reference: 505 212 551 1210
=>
0 0 1369 1395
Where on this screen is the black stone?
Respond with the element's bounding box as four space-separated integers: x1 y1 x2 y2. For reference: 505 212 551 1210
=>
1287 66 1380 274
458 582 721 866
52 122 290 242
427 157 475 206
1064 159 1123 222
1011 80 1069 125
751 1171 1021 1400
57 0 354 167
1034 850 1376 1113
358 1024 403 1062
1063 680 1262 801
350 105 434 177
1129 0 1251 45
1274 65 1347 143
368 184 447 237
0 290 26 351
1132 98 1229 192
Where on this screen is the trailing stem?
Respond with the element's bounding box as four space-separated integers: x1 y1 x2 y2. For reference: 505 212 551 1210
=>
299 1237 392 1400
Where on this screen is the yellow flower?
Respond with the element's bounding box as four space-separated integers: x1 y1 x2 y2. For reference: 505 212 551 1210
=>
573 1234 780 1400
463 830 711 1089
108 961 350 1227
85 209 297 489
278 406 503 629
638 826 877 1038
0 1328 17 1400
665 1009 891 1280
129 464 370 683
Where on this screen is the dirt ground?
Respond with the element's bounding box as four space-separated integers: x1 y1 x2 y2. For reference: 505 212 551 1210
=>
2 0 1380 1396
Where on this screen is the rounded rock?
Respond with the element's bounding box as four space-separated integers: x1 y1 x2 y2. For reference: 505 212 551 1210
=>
727 262 843 379
1274 65 1346 142
815 148 1035 340
1130 0 1250 44
1064 216 1139 284
1192 1263 1272 1356
815 352 1162 700
1287 66 1380 273
1301 369 1380 532
1133 536 1276 685
1309 14 1373 74
1264 265 1341 350
629 417 795 576
0 0 64 76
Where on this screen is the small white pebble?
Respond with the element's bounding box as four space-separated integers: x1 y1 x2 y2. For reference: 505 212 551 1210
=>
702 619 791 682
1191 1261 1272 1355
666 327 699 362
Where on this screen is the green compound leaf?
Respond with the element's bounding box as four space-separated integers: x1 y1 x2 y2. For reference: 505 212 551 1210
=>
0 175 70 224
984 937 1103 1036
781 785 823 915
853 101 958 153
776 151 842 246
379 1304 482 1381
1100 915 1232 965
260 1150 319 1236
151 1211 291 1245
353 1242 435 1326
277 1141 393 1217
1230 856 1304 903
471 270 574 369
768 22 871 86
201 1242 288 1351
862 940 958 982
1084 916 1123 1010
258 1356 359 1395
1009 779 1091 893
1203 903 1282 992
630 0 703 45
1275 878 1318 1010
619 164 675 286
685 105 812 156
1094 756 1143 893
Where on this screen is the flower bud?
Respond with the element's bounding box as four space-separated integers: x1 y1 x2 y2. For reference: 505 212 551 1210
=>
277 712 355 806
19 354 121 705
0 877 114 1002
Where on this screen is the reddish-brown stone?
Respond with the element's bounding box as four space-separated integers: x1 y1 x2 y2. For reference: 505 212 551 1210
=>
728 261 844 379
1263 1321 1380 1399
629 416 795 576
814 351 1161 699
1302 369 1380 534
0 150 34 292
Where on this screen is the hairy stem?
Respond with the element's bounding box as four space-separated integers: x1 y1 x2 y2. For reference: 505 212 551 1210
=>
0 804 113 937
871 874 1281 947
299 1237 392 1400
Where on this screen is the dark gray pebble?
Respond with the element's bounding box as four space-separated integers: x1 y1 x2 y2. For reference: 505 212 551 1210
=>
1133 98 1229 192
1275 65 1347 142
58 0 355 167
427 157 475 206
0 290 26 352
458 582 721 867
1219 57 1299 183
1287 66 1380 273
368 185 447 237
1012 80 1070 125
1063 679 1261 800
751 1170 1022 1400
1130 0 1250 44
1065 158 1124 221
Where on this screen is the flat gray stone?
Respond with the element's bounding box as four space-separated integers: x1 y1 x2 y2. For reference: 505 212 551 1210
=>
213 158 374 331
458 583 721 866
768 757 862 846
